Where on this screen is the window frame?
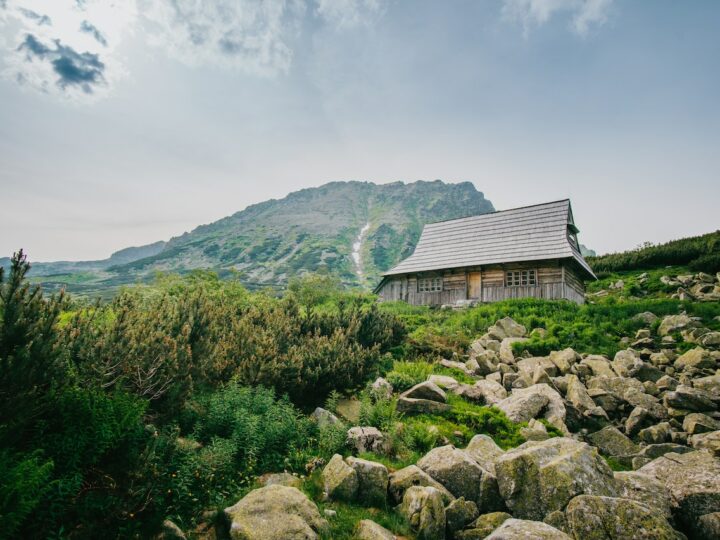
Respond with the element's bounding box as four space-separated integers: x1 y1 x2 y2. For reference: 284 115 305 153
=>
505 269 537 287
418 276 443 293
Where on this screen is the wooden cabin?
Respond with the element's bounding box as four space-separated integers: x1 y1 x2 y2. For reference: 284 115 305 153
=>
374 199 596 306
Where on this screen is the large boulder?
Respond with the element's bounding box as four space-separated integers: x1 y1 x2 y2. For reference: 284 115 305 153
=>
396 397 451 415
549 348 580 374
484 518 572 539
581 356 617 378
347 427 388 454
614 471 674 520
458 380 508 405
223 485 329 540
587 426 640 458
658 314 699 336
499 337 528 364
311 407 341 427
388 465 454 505
346 456 388 506
322 454 359 501
445 497 479 535
683 412 720 435
566 375 598 413
495 384 567 433
693 374 720 399
674 348 716 370
487 317 527 340
417 445 485 505
494 437 617 520
639 450 720 535
464 434 504 473
454 512 511 539
690 431 720 456
402 381 448 402
664 385 717 412
354 519 396 540
565 495 679 539
398 486 446 540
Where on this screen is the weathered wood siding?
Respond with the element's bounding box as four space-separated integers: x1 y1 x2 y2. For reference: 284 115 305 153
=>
377 258 588 305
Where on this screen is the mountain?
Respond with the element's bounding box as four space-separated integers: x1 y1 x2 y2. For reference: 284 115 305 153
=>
18 180 494 295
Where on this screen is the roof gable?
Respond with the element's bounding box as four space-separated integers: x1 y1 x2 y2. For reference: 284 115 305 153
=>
384 199 596 279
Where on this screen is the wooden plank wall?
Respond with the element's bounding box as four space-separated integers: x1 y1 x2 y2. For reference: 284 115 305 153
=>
377 259 587 305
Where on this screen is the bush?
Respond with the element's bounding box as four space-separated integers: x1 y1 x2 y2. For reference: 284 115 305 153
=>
688 252 720 274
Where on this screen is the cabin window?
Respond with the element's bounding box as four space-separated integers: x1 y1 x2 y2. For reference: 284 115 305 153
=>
505 269 537 287
418 276 443 292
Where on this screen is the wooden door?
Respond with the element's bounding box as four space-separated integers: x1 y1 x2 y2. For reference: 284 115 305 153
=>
468 271 481 299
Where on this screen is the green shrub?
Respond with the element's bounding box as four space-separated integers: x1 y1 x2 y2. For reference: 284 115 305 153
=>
445 395 526 449
688 252 720 274
0 450 54 538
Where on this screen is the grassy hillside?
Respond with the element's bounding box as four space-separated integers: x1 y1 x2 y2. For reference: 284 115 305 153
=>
21 180 494 297
587 230 720 275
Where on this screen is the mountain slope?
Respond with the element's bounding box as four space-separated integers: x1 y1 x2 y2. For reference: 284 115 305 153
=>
20 180 494 294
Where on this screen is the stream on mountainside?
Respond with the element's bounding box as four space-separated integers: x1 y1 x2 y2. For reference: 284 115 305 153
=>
352 222 371 279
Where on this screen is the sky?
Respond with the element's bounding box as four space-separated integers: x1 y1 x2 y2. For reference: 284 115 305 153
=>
0 0 718 261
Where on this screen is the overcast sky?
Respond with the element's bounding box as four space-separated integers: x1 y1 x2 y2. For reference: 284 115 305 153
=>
1 0 718 261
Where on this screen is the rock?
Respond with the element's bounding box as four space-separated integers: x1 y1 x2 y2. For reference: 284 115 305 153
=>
322 454 359 501
495 384 567 433
427 374 461 392
658 314 699 336
259 472 304 489
697 512 720 540
484 518 572 539
157 520 186 540
694 374 720 399
499 337 528 364
565 495 678 540
396 397 451 415
623 388 667 419
639 450 720 535
455 512 512 539
637 422 671 444
656 375 679 392
445 497 479 535
464 434 504 473
637 443 694 461
674 348 716 370
520 418 549 441
683 412 720 434
587 426 640 457
441 358 474 374
469 350 501 376
494 437 617 520
354 519 396 540
689 431 720 456
700 332 720 347
626 407 654 438
542 510 569 534
402 381 447 402
417 445 486 506
550 348 580 374
346 457 388 506
311 407 342 427
398 486 446 540
582 356 617 378
347 427 388 454
457 380 508 405
388 465 454 505
614 471 673 520
664 385 717 412
517 357 558 378
487 317 527 340
633 311 659 325
567 375 597 413
223 485 329 540
370 377 393 399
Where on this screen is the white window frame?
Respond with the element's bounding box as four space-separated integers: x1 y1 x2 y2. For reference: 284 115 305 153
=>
505 269 537 287
418 276 443 292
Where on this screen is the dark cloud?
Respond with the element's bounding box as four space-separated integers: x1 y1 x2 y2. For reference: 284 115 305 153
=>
19 8 52 26
18 34 106 94
80 20 108 47
0 1 7 9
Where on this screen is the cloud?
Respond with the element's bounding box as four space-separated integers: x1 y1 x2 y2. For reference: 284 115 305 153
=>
79 20 107 47
502 0 613 37
138 0 306 76
18 7 51 25
314 0 386 29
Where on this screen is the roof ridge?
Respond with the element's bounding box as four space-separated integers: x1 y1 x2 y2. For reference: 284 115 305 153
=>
425 199 570 225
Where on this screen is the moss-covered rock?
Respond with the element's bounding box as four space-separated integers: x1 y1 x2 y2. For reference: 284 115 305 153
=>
417 445 486 507
346 456 389 506
223 485 329 540
398 486 446 540
388 465 454 506
454 512 511 539
484 518 572 539
565 495 679 539
322 453 359 501
494 437 617 520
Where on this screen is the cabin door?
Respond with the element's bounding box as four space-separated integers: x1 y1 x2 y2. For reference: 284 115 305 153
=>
468 271 481 299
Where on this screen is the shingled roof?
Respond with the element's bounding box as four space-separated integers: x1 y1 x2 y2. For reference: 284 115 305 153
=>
383 199 596 279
